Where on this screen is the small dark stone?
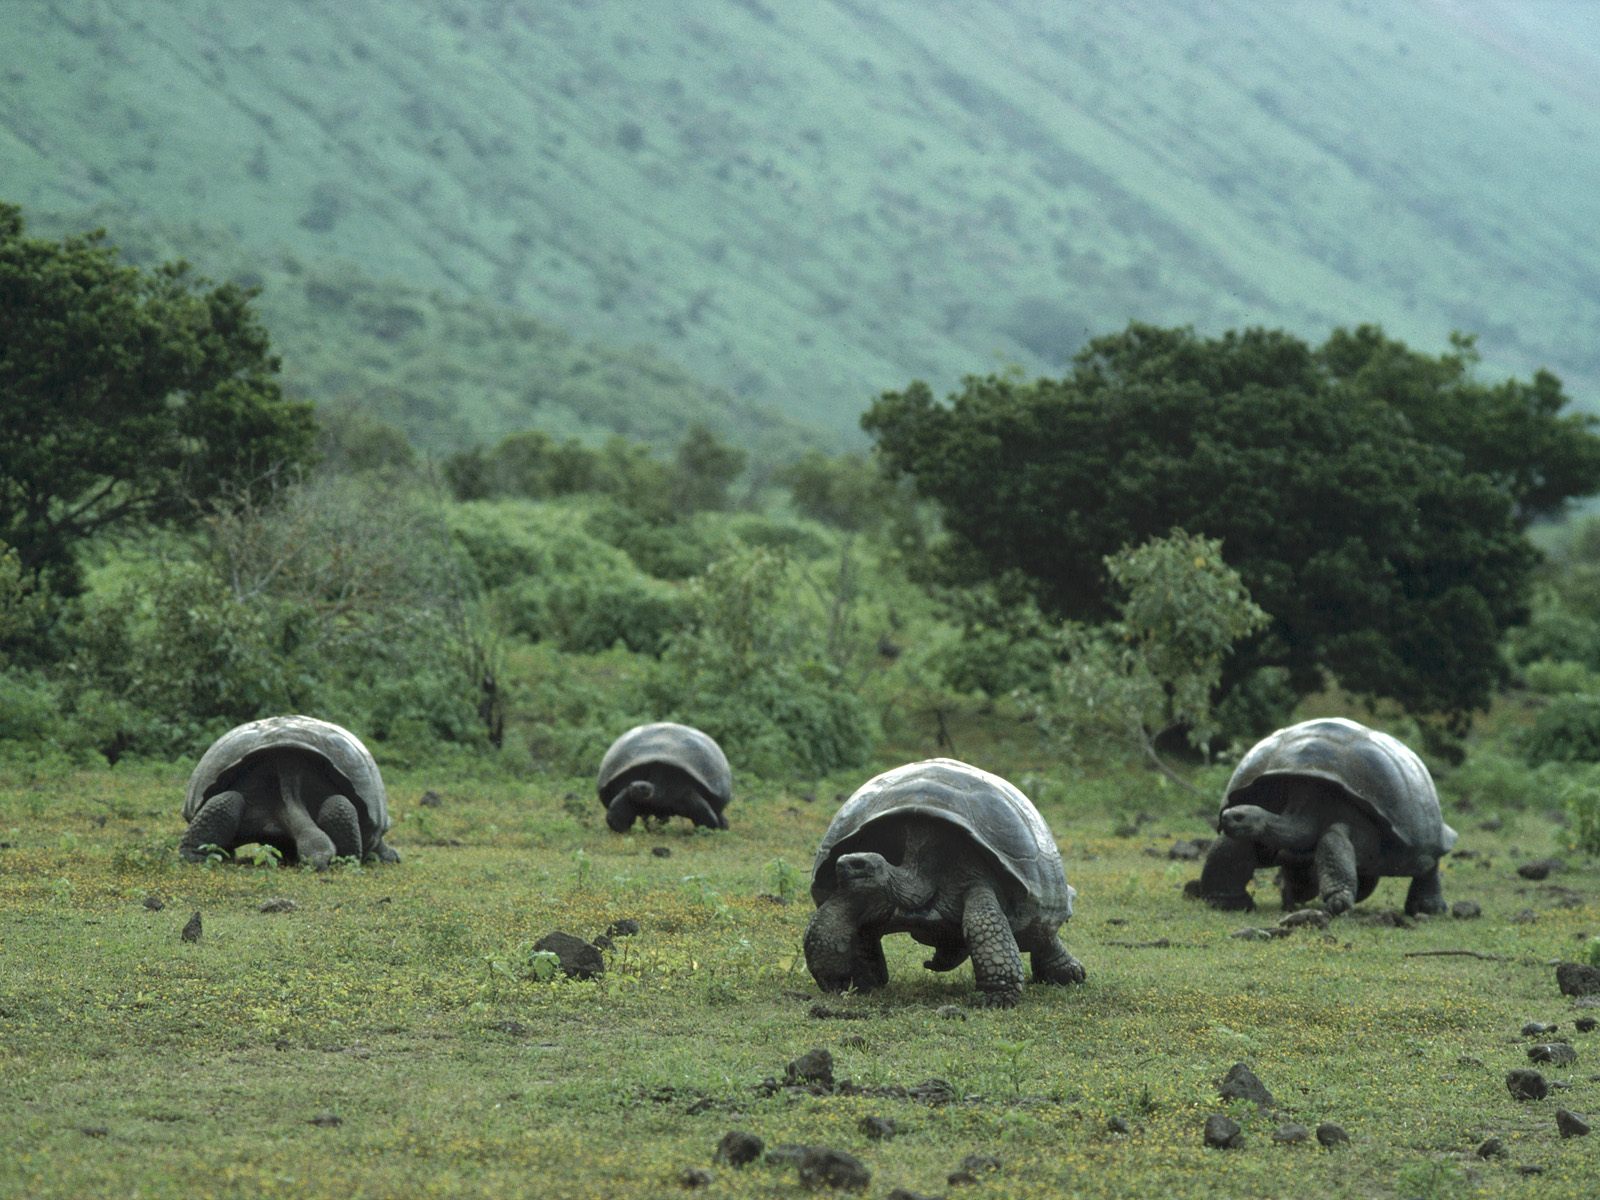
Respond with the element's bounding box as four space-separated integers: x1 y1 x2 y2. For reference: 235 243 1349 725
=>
685 1097 714 1116
786 1048 835 1088
1204 1114 1244 1149
1511 908 1539 924
258 898 297 913
885 1190 940 1200
1556 1108 1591 1138
533 931 605 980
141 895 164 911
1106 1115 1132 1135
1476 1136 1506 1158
605 918 641 938
1168 838 1209 861
180 911 202 943
308 1112 342 1127
948 1154 1001 1185
1506 1069 1549 1101
797 1147 870 1191
860 1115 897 1140
1576 1017 1598 1033
679 1167 714 1189
1272 1123 1310 1144
1528 1042 1577 1066
714 1130 764 1166
809 1003 870 1021
418 790 443 807
652 846 672 858
1518 1164 1545 1176
79 1126 109 1138
1315 1123 1350 1148
1231 926 1274 941
1279 909 1330 932
1451 900 1482 919
1218 1062 1275 1108
1521 1021 1557 1037
907 1078 957 1104
936 1004 967 1020
1517 858 1565 880
591 934 615 952
1557 961 1600 997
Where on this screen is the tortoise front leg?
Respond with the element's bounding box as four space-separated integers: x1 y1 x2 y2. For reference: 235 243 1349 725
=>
804 894 866 993
1404 865 1447 916
181 791 245 862
605 781 653 832
1196 836 1262 911
962 881 1024 1008
1314 822 1358 915
316 794 363 861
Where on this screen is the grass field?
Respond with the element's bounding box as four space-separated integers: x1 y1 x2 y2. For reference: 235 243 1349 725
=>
2 743 1597 1200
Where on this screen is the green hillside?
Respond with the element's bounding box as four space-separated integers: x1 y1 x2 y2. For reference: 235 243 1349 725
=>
5 0 1600 447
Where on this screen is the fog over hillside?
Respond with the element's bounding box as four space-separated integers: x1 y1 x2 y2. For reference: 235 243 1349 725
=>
5 0 1599 447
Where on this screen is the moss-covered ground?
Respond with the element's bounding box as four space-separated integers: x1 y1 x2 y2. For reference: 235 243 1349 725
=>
2 747 1597 1199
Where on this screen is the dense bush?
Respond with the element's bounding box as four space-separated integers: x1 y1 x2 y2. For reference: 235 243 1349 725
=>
1520 694 1600 765
650 545 874 778
48 478 500 761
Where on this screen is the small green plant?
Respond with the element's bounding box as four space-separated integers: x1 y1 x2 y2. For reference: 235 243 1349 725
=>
239 843 283 868
194 842 228 867
680 874 732 920
525 949 562 983
767 857 804 904
994 1038 1029 1098
572 848 593 889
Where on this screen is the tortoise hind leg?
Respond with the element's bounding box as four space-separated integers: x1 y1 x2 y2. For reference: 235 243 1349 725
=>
1404 866 1446 916
1022 926 1086 987
181 791 245 861
316 794 363 861
1278 862 1317 909
923 941 969 972
853 932 889 991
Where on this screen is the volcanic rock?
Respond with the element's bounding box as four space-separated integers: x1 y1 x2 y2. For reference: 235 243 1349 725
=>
1506 1069 1550 1101
1315 1123 1350 1148
714 1130 764 1166
533 931 604 980
1556 962 1600 997
1203 1114 1244 1149
1556 1109 1591 1138
797 1147 870 1191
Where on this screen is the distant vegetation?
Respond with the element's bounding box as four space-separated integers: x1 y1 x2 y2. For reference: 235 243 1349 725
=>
8 210 1600 837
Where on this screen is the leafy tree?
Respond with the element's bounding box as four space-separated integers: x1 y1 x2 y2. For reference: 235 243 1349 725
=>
0 202 315 596
1031 530 1267 781
863 323 1599 721
670 424 747 513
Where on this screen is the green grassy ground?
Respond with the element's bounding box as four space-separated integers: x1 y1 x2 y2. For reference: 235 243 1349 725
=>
1 754 1596 1199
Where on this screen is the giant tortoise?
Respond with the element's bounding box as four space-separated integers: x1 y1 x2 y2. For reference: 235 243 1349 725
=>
804 758 1084 1008
181 716 399 868
1196 717 1456 915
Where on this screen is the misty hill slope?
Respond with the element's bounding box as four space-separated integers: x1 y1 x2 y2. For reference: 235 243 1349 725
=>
5 0 1600 446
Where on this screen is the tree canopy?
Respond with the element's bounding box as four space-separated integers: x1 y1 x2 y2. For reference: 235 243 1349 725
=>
0 202 315 596
863 323 1600 721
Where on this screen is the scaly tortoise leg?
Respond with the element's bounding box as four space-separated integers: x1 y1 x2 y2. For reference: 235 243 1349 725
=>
962 881 1024 1008
181 791 245 862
